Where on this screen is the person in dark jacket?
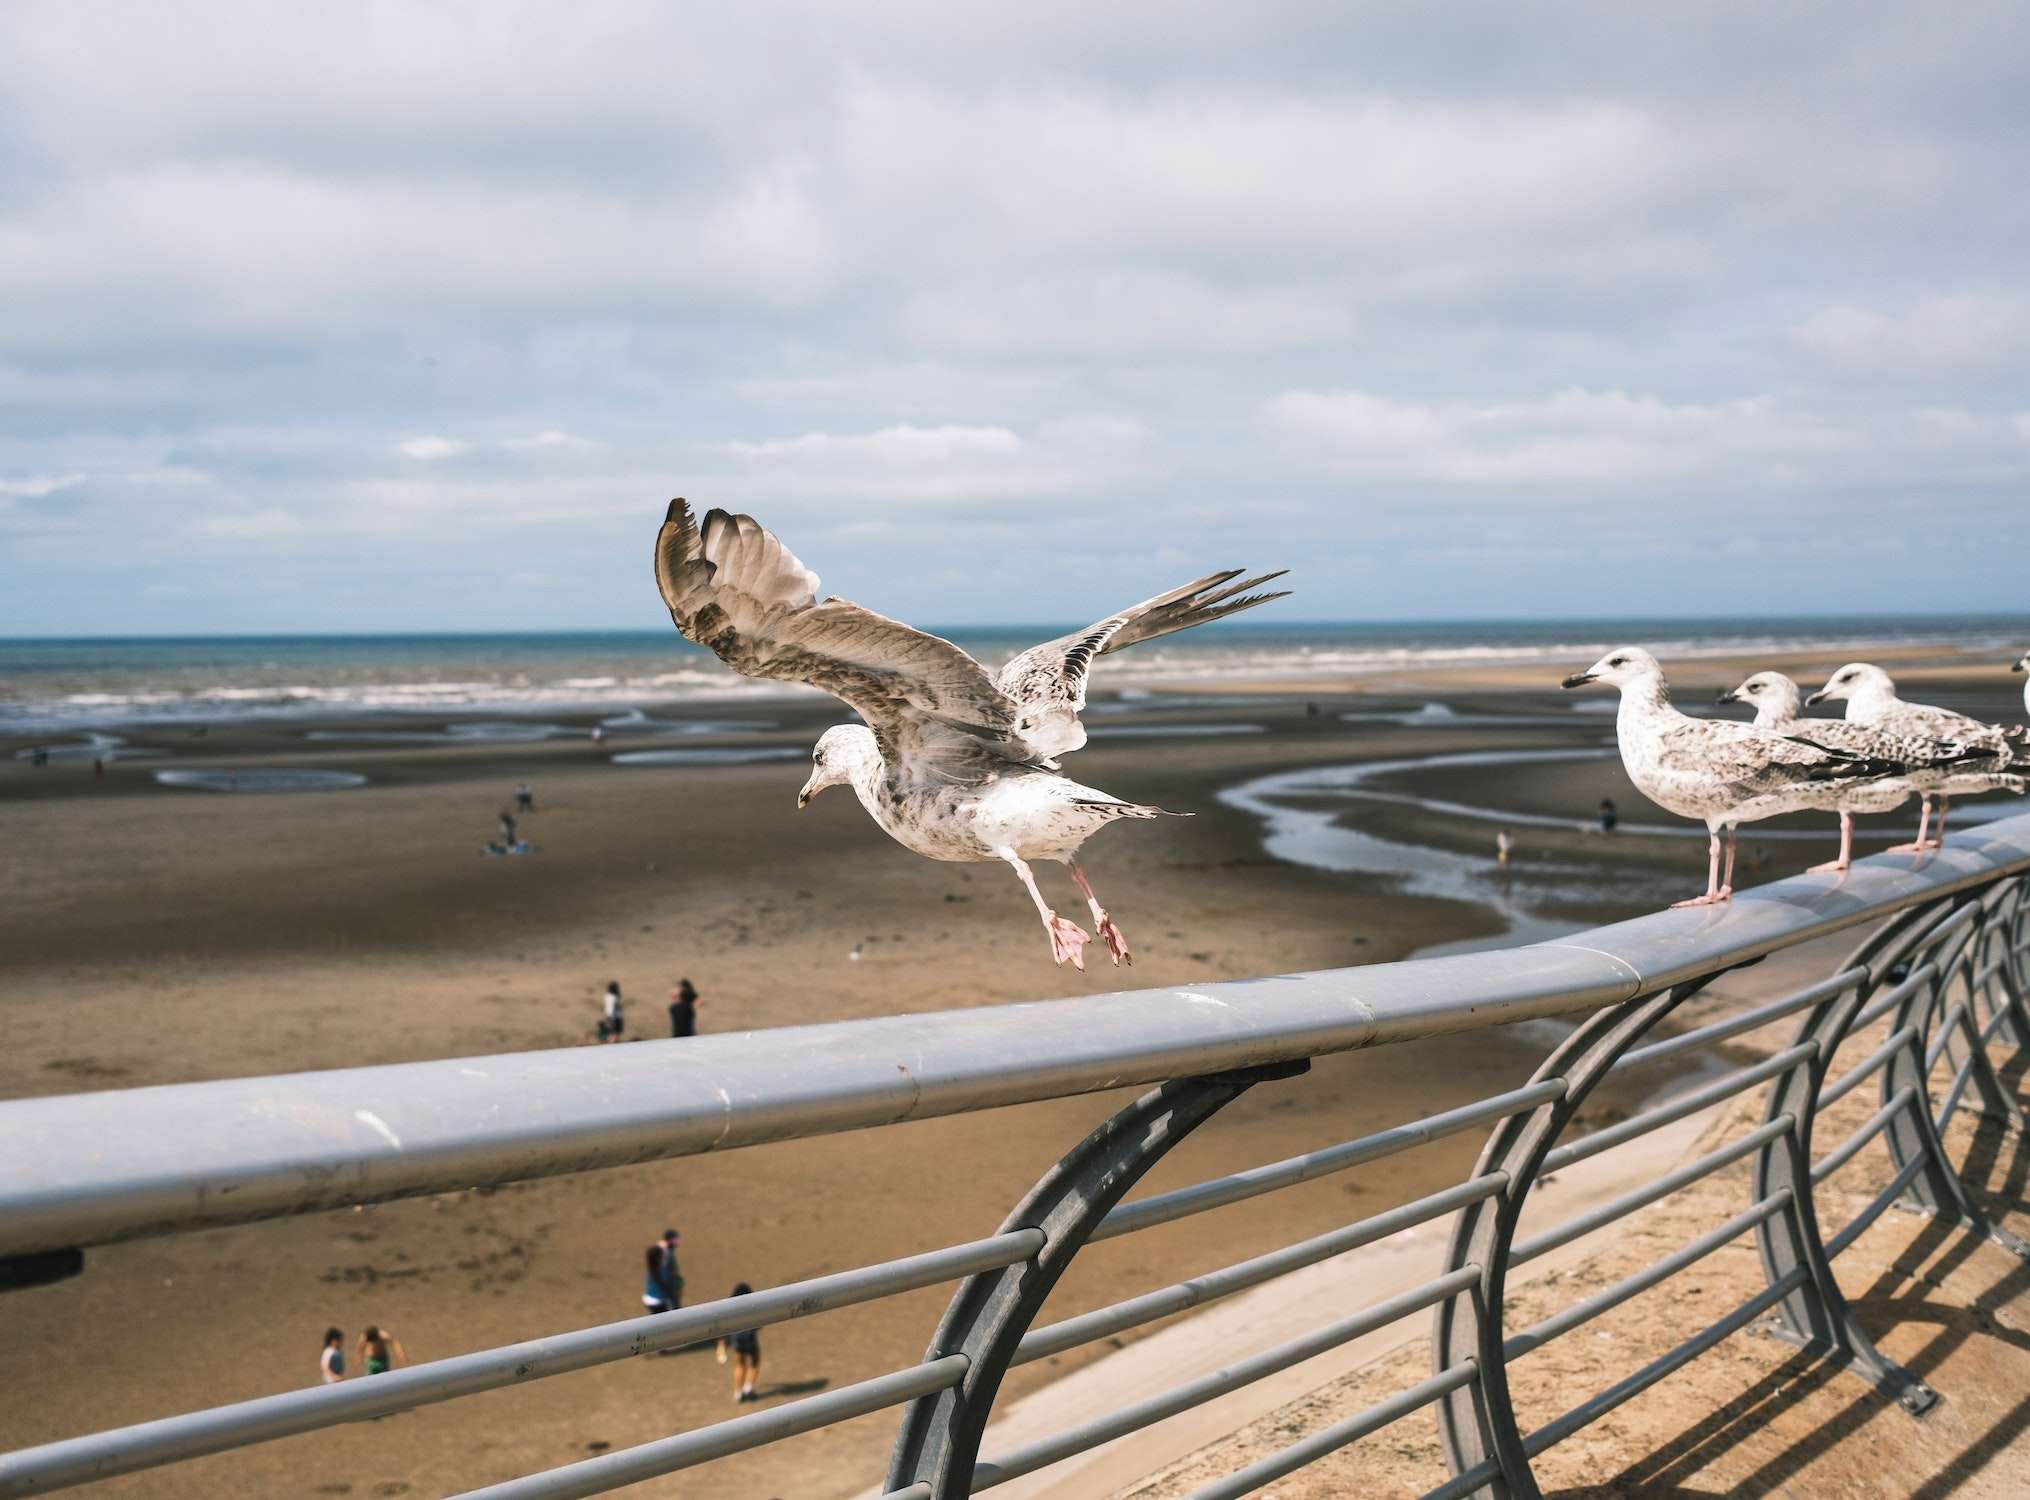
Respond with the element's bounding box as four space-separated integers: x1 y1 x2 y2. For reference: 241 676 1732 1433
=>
668 979 699 1038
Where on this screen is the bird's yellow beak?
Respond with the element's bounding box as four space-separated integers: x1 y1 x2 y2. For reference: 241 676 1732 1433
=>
797 790 811 810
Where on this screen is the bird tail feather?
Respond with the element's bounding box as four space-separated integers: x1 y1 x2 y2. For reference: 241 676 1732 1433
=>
1074 798 1193 819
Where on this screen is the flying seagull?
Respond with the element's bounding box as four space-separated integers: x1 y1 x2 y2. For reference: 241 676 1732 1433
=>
653 500 1289 969
1717 670 1998 872
1562 648 1909 906
1807 663 2025 851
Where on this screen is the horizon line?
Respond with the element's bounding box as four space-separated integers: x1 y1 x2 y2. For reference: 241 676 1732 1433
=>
5 608 2029 646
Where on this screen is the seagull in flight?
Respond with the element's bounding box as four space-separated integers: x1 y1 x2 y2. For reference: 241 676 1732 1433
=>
1807 663 2025 851
1717 670 1999 872
653 500 1289 969
1563 648 1910 906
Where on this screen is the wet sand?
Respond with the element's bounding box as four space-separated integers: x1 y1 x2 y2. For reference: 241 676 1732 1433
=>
3 647 2024 1496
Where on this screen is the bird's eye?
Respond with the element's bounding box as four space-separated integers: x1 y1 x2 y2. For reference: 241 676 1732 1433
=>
1608 656 1626 667
1747 684 1759 692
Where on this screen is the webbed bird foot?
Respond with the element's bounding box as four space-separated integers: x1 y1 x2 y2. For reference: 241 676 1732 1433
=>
1095 913 1133 967
1671 887 1733 908
1044 914 1091 969
1883 841 1935 856
1806 857 1852 875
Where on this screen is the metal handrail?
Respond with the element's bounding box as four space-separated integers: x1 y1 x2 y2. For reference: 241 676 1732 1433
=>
5 821 2028 1261
4 814 2028 1500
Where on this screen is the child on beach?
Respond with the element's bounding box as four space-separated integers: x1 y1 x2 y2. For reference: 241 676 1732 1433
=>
600 981 624 1042
642 1228 682 1315
319 1327 346 1383
668 978 698 1038
717 1283 761 1403
356 1325 405 1375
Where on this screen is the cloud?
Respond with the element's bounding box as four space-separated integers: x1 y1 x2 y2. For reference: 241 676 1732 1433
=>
1250 383 2030 495
396 436 470 461
503 429 599 451
700 420 1150 505
0 471 84 498
2 4 2030 628
1262 386 1858 486
191 507 304 540
1791 294 2030 376
900 269 1355 356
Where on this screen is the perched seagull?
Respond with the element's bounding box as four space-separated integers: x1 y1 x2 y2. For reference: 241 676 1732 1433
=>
1562 648 1909 906
1807 663 2025 851
2013 650 2030 717
653 500 1289 969
1717 671 1997 872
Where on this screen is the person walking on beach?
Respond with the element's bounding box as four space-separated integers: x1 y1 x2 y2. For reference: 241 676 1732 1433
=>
600 981 624 1042
500 809 519 846
1495 829 1513 867
668 978 698 1038
356 1325 405 1375
319 1327 346 1383
717 1282 761 1402
515 782 534 813
1598 797 1618 833
643 1228 683 1314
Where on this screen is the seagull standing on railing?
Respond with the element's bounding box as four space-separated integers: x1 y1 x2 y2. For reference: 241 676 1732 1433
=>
1717 670 2001 873
2013 650 2030 716
1562 648 1913 906
654 500 1289 970
1806 663 2026 853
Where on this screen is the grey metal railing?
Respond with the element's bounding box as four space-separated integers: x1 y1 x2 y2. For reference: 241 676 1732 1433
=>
4 815 2029 1500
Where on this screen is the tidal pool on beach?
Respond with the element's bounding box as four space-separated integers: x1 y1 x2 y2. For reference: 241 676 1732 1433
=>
1087 723 1267 739
14 732 159 762
155 768 369 793
610 747 807 766
1222 744 2021 959
306 721 591 745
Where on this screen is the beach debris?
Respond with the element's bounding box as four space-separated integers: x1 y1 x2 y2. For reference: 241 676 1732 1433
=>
1806 662 2027 853
654 499 1289 969
1718 669 2007 870
1561 647 1915 906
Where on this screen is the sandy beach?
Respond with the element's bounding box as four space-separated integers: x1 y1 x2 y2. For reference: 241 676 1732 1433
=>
4 641 2027 1498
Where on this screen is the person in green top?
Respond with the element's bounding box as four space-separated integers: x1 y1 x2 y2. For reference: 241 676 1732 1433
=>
357 1324 406 1376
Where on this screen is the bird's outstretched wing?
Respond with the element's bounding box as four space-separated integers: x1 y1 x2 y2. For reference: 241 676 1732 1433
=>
655 500 1028 780
996 568 1290 763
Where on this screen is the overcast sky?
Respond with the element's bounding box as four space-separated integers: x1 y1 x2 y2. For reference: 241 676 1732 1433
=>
4 2 2028 635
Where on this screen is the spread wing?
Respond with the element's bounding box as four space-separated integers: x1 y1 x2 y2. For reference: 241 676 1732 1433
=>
654 500 1028 780
996 568 1290 763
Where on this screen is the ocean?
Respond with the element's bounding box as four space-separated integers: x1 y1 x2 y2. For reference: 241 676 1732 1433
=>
2 616 2024 733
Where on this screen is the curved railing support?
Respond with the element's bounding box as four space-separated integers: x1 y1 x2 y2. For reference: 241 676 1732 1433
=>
884 1059 1309 1499
1432 979 1708 1500
1879 899 2030 1259
1751 970 1937 1413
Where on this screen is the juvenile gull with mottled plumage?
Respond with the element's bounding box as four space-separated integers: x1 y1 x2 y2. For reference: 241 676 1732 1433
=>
1717 670 2000 872
653 500 1288 969
1562 648 1912 906
1807 663 2026 852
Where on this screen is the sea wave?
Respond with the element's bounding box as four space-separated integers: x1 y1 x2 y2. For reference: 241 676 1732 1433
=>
0 621 2016 734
